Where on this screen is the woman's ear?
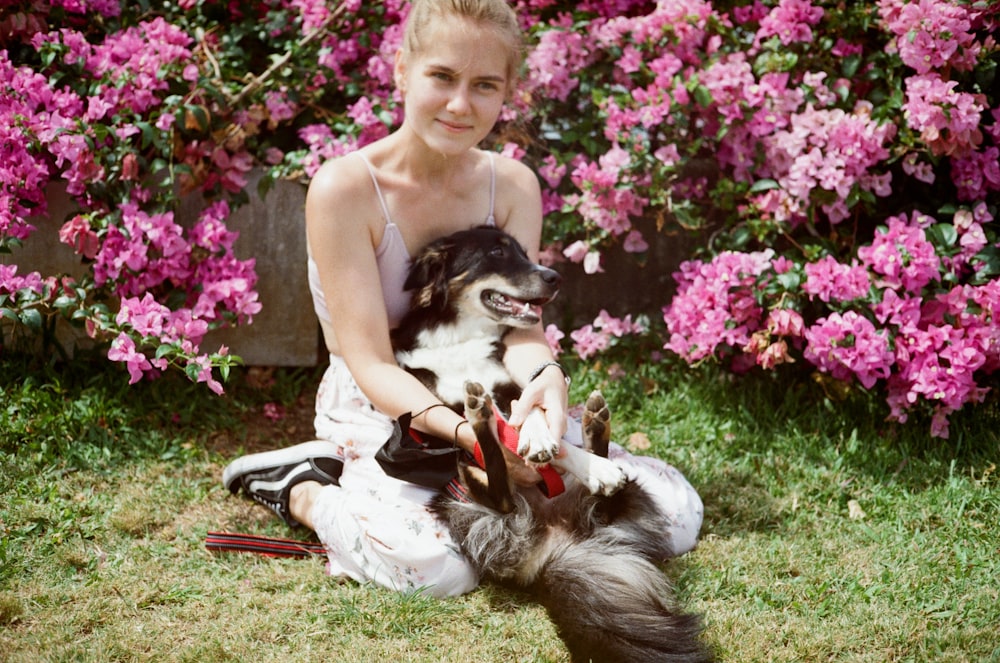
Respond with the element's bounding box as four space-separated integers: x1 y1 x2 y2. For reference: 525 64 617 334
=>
394 49 407 94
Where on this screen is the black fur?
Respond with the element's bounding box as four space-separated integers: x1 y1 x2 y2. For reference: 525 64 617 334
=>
391 228 712 663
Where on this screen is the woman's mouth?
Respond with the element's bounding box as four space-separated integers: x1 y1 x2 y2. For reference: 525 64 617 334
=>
438 119 472 133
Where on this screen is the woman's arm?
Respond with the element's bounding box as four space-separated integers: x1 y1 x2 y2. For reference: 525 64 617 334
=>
493 156 569 438
306 158 465 440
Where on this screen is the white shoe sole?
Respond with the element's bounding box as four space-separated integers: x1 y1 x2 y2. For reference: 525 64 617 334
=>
222 440 342 492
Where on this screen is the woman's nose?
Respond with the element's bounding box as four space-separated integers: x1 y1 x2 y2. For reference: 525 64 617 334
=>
447 86 471 115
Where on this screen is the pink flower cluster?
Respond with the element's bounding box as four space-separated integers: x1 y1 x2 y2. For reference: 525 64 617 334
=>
664 250 774 362
903 74 985 157
857 212 940 293
561 147 649 269
571 310 648 360
877 284 999 437
802 256 871 303
759 102 896 224
49 0 120 18
32 18 192 116
109 291 227 394
524 17 595 103
879 0 980 75
665 208 999 437
756 0 825 46
803 311 893 389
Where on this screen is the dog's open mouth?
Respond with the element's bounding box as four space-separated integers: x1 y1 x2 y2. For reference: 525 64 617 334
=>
483 290 553 323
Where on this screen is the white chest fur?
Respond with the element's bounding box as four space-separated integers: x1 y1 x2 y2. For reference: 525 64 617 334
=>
395 320 511 406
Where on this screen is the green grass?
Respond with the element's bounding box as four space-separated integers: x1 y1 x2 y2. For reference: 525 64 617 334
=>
2 356 998 662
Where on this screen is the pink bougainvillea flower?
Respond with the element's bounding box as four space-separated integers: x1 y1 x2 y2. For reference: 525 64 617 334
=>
802 256 871 303
803 311 894 389
108 332 153 384
857 212 941 293
58 215 100 259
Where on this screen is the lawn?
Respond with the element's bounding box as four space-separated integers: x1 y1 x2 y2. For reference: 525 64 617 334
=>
1 355 998 662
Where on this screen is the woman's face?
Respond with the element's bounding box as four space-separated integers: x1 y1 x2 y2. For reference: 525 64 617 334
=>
395 15 511 156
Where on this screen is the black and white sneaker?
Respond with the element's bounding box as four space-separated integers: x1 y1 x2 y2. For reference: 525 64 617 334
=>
223 441 344 527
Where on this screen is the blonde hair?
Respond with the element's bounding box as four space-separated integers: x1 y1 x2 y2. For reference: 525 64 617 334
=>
402 0 524 92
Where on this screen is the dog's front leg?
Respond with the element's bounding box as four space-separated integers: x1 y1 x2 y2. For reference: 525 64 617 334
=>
517 407 561 464
551 444 627 496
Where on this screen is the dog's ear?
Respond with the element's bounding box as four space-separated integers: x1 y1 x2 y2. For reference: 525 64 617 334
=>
405 241 452 311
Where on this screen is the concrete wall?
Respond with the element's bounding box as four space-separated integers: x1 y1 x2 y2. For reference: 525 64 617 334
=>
4 172 320 366
5 172 693 367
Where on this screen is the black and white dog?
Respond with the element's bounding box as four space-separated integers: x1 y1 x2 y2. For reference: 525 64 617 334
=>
391 227 712 663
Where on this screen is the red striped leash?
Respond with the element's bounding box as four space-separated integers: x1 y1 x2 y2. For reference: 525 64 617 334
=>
205 531 327 558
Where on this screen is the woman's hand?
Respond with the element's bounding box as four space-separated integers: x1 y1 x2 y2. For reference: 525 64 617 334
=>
507 365 569 441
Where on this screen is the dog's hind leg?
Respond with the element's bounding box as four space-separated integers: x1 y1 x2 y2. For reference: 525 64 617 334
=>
581 390 611 458
549 390 625 496
461 381 515 513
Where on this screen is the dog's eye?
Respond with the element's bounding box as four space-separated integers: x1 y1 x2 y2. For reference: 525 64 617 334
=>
489 246 505 258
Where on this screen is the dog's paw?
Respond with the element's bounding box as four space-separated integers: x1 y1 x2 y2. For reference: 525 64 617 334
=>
581 390 610 457
584 455 628 496
463 380 493 426
517 407 560 464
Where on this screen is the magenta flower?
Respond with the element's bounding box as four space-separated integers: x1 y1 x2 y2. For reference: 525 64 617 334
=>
108 333 153 384
757 0 825 46
544 324 565 357
802 256 871 303
571 325 610 360
58 215 99 259
903 74 985 157
857 213 941 294
664 250 773 362
880 0 980 75
803 311 893 389
766 308 805 337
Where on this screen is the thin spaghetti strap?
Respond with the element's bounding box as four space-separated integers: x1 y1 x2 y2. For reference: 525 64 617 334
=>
485 151 497 227
356 152 394 226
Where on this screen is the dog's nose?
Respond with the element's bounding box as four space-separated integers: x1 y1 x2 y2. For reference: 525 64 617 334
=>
539 267 562 287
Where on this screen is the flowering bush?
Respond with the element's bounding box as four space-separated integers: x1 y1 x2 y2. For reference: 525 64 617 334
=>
637 1 1000 438
2 1 998 436
1 0 407 391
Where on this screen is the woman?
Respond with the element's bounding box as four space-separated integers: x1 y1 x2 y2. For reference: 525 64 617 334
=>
223 0 703 598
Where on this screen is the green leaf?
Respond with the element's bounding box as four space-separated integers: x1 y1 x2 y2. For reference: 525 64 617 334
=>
926 223 958 248
750 179 780 193
53 296 77 311
777 271 802 290
19 308 43 330
693 84 713 108
971 245 1000 281
136 121 155 150
842 55 862 78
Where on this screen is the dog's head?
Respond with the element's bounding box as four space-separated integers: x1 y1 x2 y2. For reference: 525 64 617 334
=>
404 226 561 328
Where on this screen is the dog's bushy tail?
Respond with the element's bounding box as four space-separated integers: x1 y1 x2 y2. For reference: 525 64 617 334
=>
535 535 712 663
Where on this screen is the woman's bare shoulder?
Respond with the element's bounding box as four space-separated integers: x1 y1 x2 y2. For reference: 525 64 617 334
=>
307 153 370 203
490 151 543 248
492 151 541 191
